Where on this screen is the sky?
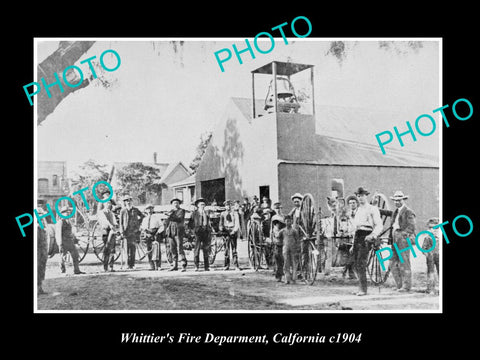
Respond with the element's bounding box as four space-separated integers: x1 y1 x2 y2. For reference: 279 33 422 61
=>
36 39 440 176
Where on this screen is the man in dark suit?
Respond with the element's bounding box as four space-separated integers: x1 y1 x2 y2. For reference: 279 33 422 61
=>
189 198 211 271
119 195 144 269
166 198 187 271
380 190 416 292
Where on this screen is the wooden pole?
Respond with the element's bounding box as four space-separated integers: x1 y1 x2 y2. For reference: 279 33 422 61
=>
272 62 278 114
252 72 256 118
311 67 315 117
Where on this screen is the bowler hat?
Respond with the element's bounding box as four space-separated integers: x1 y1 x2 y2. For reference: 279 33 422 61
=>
354 187 370 196
194 198 206 206
390 190 409 200
170 198 182 204
145 204 154 209
291 193 303 201
271 214 285 224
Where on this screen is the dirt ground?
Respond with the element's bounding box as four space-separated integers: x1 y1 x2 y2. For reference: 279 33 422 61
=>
37 239 440 311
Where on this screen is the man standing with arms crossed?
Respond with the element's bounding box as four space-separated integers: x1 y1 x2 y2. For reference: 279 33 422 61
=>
219 200 241 271
119 195 144 270
190 198 212 271
350 187 383 296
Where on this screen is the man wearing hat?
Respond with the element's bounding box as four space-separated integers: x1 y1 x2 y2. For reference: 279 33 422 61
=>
36 208 49 294
219 200 241 270
55 205 85 275
98 201 120 272
343 194 359 279
166 198 187 271
288 193 303 229
380 190 416 292
119 195 145 269
351 187 383 295
288 193 304 277
272 202 283 216
189 198 212 271
141 204 162 270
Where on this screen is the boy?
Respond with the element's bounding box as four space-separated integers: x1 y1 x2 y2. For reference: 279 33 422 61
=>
151 237 161 270
279 215 300 284
271 215 285 282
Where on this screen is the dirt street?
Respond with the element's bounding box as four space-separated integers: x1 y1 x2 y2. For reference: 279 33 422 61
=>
37 239 440 311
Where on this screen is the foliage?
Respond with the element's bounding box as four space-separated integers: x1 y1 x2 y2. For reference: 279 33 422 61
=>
115 162 162 204
69 159 110 213
189 131 213 173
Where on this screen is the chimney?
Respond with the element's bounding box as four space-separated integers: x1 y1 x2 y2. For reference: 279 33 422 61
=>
153 152 157 164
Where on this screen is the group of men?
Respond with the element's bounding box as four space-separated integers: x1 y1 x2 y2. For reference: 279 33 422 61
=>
270 187 439 295
37 187 439 297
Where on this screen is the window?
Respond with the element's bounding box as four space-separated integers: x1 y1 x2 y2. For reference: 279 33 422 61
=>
175 189 184 202
38 178 49 193
52 174 58 186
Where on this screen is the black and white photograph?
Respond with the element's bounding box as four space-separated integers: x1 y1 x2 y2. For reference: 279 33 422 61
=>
8 8 478 356
33 38 441 312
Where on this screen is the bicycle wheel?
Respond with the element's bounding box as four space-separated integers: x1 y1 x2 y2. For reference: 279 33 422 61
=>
136 239 149 261
367 242 391 284
208 234 218 265
91 221 122 263
304 240 319 285
91 220 106 261
76 236 89 263
247 221 260 270
73 223 90 263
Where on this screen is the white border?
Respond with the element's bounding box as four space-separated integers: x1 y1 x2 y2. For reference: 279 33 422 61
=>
33 37 443 314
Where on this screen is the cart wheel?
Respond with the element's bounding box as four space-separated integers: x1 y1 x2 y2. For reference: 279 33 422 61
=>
73 222 90 263
247 220 261 270
367 242 391 285
303 241 319 285
164 237 174 265
136 239 149 261
91 220 121 263
209 234 218 265
76 236 89 263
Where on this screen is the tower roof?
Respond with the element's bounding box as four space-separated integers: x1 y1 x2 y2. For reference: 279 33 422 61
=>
251 61 314 76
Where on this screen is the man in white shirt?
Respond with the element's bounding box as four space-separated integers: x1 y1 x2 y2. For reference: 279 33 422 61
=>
141 204 162 270
219 200 241 270
98 201 120 272
351 187 383 295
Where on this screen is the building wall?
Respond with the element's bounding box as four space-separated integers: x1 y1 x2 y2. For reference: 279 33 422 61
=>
276 112 316 161
278 163 439 232
163 165 190 186
196 100 279 202
37 161 67 207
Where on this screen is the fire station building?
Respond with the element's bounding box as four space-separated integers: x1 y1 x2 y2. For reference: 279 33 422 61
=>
195 61 439 228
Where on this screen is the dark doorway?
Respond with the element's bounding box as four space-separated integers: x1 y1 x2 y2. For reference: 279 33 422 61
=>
201 178 225 205
259 185 270 200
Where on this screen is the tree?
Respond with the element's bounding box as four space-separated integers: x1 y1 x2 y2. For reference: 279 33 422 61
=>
69 159 110 214
115 163 162 204
189 131 213 173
